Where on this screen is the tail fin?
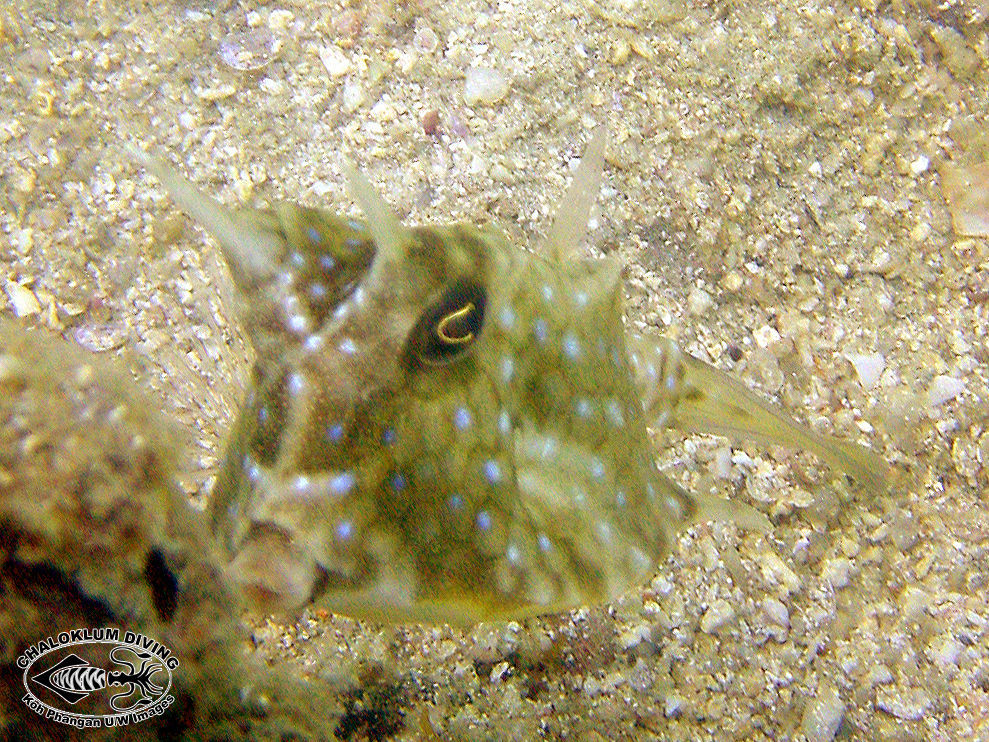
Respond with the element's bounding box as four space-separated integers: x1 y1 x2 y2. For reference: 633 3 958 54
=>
674 353 889 495
628 333 889 496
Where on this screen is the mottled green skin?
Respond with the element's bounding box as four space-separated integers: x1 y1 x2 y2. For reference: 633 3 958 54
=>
141 136 885 625
208 215 688 623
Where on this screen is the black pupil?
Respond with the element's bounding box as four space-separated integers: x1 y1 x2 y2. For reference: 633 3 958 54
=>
408 279 486 366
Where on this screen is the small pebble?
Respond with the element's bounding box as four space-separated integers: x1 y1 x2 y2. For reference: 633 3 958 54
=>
711 446 732 479
219 27 277 72
940 161 989 237
267 9 294 31
422 109 441 137
875 687 933 721
844 352 885 389
4 281 40 317
664 694 684 718
722 271 743 292
489 661 511 683
865 664 894 687
687 287 713 316
927 375 965 407
928 637 962 668
822 557 851 589
319 45 351 78
618 622 652 650
464 67 509 106
413 25 438 54
909 154 929 175
700 599 735 634
761 553 803 594
14 227 33 255
753 325 781 348
611 38 631 65
760 597 790 629
899 586 931 620
342 81 365 112
801 684 845 742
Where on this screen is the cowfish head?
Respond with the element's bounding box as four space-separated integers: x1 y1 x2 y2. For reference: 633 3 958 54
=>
140 130 691 624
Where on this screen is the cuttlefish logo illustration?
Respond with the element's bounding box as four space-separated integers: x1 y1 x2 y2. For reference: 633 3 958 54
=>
17 628 178 729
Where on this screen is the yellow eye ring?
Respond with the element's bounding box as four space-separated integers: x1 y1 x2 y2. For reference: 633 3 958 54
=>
436 303 476 345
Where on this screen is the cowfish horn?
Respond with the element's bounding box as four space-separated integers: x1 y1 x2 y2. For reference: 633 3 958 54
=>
343 162 414 285
128 144 282 285
543 126 608 262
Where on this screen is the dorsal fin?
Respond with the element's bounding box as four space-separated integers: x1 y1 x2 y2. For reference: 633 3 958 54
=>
544 126 607 262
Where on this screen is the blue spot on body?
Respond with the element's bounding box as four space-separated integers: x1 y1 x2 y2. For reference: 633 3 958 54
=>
606 400 625 427
258 406 269 424
335 520 354 541
562 333 581 360
590 457 605 479
338 338 357 355
390 472 407 492
307 226 322 244
615 490 627 507
541 284 554 302
498 306 516 329
497 410 512 436
347 219 365 232
574 290 589 308
344 237 362 250
540 436 558 459
326 423 345 443
500 356 514 383
483 460 502 485
537 533 551 552
309 282 328 300
453 407 473 430
319 254 336 271
381 427 397 446
533 319 548 344
447 493 463 511
476 510 492 531
574 398 592 418
289 251 305 268
330 471 356 497
287 373 304 396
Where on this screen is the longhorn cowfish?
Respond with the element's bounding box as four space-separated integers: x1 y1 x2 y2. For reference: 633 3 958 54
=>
133 130 887 625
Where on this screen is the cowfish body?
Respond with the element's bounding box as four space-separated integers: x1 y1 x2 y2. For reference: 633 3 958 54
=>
138 131 884 624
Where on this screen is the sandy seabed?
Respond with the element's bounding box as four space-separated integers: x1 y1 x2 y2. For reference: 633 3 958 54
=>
1 0 987 739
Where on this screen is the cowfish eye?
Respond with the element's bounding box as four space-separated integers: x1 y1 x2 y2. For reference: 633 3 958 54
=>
406 279 486 367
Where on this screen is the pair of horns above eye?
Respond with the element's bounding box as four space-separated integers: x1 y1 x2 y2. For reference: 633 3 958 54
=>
406 280 486 367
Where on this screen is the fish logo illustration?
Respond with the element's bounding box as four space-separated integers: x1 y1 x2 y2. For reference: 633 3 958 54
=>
30 647 165 711
18 628 177 727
